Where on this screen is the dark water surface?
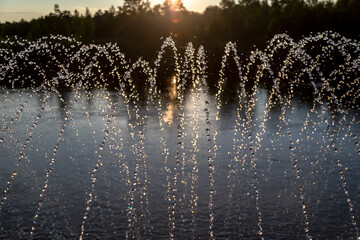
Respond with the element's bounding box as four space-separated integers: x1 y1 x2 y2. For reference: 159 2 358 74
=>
0 88 359 239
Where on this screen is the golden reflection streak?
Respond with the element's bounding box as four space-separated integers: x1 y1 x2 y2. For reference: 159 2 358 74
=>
163 76 177 124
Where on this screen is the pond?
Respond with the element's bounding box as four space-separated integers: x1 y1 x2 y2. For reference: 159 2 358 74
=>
0 87 359 239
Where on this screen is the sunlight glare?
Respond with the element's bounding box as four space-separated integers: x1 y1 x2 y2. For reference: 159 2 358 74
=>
171 0 179 10
163 75 178 124
151 0 194 11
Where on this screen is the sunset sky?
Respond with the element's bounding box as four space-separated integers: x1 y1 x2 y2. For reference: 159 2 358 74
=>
0 0 221 23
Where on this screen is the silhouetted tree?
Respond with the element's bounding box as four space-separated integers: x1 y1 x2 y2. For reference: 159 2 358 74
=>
220 0 236 9
121 0 151 15
0 1 359 62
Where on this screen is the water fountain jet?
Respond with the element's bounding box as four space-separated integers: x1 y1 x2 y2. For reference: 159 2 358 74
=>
0 32 359 239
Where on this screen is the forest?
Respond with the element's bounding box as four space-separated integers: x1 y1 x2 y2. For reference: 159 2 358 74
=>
1 0 359 60
0 0 359 92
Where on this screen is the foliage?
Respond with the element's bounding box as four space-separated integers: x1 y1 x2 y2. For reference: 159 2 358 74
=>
0 0 359 64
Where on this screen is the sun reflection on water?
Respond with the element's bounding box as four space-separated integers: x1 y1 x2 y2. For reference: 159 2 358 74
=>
163 76 177 125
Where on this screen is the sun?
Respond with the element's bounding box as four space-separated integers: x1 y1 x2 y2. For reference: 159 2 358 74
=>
170 0 180 10
151 0 194 11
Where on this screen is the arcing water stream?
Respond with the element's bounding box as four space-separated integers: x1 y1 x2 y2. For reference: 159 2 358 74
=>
0 32 359 239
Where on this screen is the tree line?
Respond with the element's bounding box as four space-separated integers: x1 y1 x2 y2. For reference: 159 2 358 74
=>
0 0 359 94
1 0 359 59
